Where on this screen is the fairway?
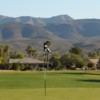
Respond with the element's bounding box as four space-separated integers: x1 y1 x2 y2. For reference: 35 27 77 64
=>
0 71 100 100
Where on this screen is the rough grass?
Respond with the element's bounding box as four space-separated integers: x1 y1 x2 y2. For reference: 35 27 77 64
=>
0 71 100 100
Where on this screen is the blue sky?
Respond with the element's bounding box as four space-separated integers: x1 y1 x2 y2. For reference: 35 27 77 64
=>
0 0 100 19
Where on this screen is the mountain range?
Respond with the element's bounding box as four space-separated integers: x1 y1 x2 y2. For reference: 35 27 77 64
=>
0 15 100 53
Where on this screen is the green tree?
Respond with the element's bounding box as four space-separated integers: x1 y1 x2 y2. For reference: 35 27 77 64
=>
11 63 25 71
45 41 52 47
60 53 85 70
53 52 60 59
50 52 62 70
87 62 95 70
75 55 86 68
26 45 39 58
0 57 3 64
51 58 62 70
96 51 100 56
97 58 100 69
10 51 25 59
0 44 4 57
60 54 71 69
26 45 33 57
88 51 99 59
0 45 4 65
3 45 10 64
0 44 10 64
69 46 83 55
31 49 39 59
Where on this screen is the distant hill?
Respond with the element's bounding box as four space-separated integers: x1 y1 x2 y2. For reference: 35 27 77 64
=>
0 15 73 25
0 15 100 53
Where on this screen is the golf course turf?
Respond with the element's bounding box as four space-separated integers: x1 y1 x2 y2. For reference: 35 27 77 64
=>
0 70 100 100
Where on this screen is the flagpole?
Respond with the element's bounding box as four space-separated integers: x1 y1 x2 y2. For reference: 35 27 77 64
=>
44 66 46 96
43 41 51 96
44 52 47 96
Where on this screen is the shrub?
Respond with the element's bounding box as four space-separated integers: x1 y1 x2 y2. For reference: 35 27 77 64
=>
11 63 25 71
87 62 95 70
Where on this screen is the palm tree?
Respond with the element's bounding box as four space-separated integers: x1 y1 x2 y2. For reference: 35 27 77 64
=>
26 45 39 58
45 41 51 47
3 45 10 64
26 45 33 57
0 44 4 64
0 44 10 64
0 44 4 57
31 49 39 59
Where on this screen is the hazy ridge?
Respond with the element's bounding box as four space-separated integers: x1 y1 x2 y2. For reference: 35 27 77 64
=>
0 15 100 53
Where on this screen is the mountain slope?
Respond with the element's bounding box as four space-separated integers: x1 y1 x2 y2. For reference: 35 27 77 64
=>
0 23 60 41
0 15 73 25
0 15 100 52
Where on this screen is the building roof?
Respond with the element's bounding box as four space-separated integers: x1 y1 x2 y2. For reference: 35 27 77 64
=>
89 59 99 64
9 58 44 64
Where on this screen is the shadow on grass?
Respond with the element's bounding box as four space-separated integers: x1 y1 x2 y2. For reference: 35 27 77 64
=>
77 79 100 83
86 73 100 76
56 71 100 76
60 72 86 75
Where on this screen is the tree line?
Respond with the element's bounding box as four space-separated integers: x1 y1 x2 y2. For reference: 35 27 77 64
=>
0 42 100 71
0 44 39 70
50 46 100 70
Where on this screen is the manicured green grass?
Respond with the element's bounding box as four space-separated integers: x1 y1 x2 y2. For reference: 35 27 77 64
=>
0 71 100 89
0 88 100 100
0 71 100 100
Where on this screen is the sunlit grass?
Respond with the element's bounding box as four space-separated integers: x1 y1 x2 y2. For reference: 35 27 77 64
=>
0 88 100 100
0 70 100 100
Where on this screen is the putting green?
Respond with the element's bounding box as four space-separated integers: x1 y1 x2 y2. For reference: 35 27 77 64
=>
0 71 100 100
